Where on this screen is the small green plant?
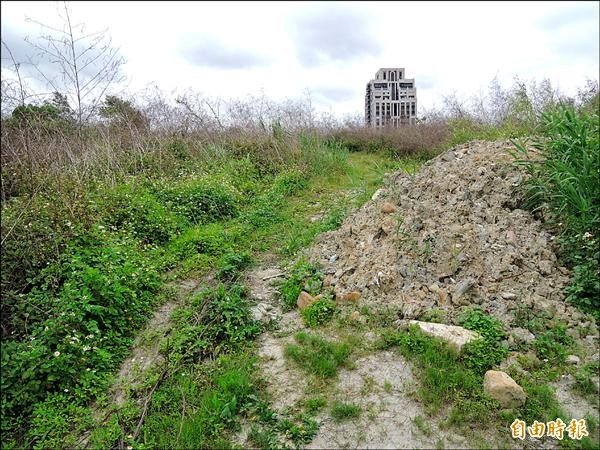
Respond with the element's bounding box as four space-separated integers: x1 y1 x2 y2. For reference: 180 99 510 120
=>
284 332 352 378
216 251 253 281
304 397 327 415
532 324 574 365
330 402 362 423
302 295 338 328
278 260 322 311
458 308 508 374
413 415 432 437
383 381 393 393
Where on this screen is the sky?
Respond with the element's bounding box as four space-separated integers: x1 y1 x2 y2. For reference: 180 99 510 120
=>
1 0 599 119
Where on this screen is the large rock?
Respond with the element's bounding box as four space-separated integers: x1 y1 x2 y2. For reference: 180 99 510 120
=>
484 370 526 408
407 320 480 352
297 291 316 311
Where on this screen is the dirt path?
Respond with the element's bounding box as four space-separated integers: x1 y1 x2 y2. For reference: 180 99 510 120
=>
240 266 472 449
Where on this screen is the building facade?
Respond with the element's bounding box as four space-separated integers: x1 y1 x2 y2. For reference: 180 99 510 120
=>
365 68 417 128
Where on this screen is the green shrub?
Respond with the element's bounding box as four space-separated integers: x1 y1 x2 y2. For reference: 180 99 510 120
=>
272 170 308 196
458 308 506 343
533 324 574 364
157 180 239 225
1 231 161 443
168 223 228 259
302 295 338 328
216 251 253 282
101 184 182 245
167 284 260 364
458 308 508 374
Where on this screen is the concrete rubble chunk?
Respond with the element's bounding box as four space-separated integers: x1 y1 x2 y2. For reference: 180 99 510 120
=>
381 202 397 213
297 291 316 311
407 320 480 352
484 370 527 408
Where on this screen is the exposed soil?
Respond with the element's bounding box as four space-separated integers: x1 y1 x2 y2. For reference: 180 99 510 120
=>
244 140 598 448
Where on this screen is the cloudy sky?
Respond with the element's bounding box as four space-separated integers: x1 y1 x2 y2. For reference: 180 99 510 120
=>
1 1 598 118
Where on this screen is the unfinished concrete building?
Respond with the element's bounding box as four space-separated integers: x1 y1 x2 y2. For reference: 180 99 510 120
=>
365 68 417 128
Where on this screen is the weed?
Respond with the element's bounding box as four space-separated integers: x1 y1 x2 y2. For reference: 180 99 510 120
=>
330 402 362 423
304 397 327 415
284 332 352 378
216 251 253 282
458 308 508 374
413 415 433 437
278 260 322 311
383 381 393 393
302 295 338 328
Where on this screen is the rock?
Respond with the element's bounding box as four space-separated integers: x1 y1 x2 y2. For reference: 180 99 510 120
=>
407 320 480 352
451 278 476 304
348 311 360 321
371 188 385 201
501 292 517 300
381 202 397 213
509 328 536 346
297 291 316 311
336 291 361 303
251 303 277 323
566 355 580 365
483 370 527 408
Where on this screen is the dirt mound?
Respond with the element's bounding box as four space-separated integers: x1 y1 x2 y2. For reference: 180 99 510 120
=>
307 140 593 336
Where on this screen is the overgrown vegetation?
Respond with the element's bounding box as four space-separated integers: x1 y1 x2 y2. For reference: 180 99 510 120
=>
511 103 600 318
2 54 598 448
378 324 597 447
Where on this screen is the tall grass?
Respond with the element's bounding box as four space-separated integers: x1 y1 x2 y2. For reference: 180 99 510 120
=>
512 104 600 316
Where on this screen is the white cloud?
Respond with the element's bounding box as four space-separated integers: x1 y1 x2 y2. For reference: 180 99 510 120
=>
1 0 598 118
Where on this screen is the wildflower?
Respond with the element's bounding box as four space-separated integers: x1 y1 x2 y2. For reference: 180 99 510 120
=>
54 351 61 357
83 346 91 352
583 232 592 239
64 388 69 393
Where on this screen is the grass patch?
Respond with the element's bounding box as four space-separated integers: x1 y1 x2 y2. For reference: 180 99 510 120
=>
284 331 352 378
330 402 362 423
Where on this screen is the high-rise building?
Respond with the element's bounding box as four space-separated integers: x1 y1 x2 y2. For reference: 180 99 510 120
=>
365 68 417 128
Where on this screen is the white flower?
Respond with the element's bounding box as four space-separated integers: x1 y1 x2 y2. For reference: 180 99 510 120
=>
83 346 91 352
64 389 69 393
583 232 592 239
54 351 61 357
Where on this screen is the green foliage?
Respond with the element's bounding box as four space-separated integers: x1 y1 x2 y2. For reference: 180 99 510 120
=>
157 180 239 225
99 95 147 129
302 295 338 328
330 402 361 423
511 104 600 316
101 184 183 244
1 231 161 444
304 397 327 415
458 308 508 374
276 413 318 446
166 284 260 364
272 170 308 196
378 326 484 416
216 251 253 282
168 223 228 260
278 260 323 311
533 324 574 364
284 332 352 378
